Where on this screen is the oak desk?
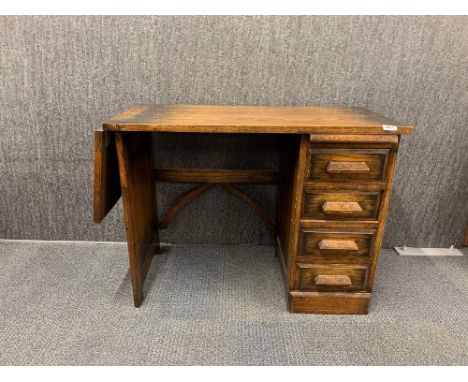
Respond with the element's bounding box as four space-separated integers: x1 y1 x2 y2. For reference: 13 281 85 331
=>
94 104 413 314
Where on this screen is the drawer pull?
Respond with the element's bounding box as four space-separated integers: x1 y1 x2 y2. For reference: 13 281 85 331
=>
319 239 359 251
326 161 370 174
322 201 363 214
314 275 352 287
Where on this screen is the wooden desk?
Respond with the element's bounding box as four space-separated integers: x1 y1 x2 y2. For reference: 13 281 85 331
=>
94 104 413 313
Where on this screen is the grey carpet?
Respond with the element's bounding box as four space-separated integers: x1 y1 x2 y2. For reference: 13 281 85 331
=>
0 240 467 365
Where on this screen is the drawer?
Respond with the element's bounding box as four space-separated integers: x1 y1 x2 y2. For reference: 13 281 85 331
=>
302 191 381 221
307 149 390 182
298 229 375 262
296 264 368 291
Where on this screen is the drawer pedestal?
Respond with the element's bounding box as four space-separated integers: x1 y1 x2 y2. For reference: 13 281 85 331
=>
277 133 402 314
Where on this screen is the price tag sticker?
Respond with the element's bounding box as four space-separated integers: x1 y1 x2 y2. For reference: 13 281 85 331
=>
383 124 398 131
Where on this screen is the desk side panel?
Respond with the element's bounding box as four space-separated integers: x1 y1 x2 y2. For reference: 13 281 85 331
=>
276 135 309 290
115 132 160 307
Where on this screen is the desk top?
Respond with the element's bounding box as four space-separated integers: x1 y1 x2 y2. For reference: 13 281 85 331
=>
103 104 413 135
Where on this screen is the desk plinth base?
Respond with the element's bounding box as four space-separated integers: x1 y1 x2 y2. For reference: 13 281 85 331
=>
288 291 370 314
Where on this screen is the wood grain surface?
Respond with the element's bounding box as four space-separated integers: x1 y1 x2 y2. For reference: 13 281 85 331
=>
154 168 279 184
289 291 370 314
115 132 160 307
297 229 375 263
103 104 413 135
302 191 381 220
295 263 368 291
93 130 121 223
308 149 389 182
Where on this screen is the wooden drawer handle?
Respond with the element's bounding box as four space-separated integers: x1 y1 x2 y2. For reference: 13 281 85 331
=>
322 201 363 214
319 239 359 251
314 275 352 287
326 161 370 174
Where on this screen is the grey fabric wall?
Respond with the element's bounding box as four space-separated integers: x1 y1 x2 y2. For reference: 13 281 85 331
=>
0 16 467 247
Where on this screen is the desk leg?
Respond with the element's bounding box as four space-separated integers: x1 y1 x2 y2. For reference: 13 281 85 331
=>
115 132 159 307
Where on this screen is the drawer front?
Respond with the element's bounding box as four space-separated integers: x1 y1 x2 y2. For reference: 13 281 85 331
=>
298 229 375 261
302 191 381 220
307 149 390 182
296 264 368 291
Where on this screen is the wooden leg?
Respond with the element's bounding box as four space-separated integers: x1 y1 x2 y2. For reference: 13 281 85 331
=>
115 132 159 307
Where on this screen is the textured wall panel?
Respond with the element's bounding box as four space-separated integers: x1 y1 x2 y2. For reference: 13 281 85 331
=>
0 16 467 246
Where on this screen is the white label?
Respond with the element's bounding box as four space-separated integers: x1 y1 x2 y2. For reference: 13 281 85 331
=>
383 124 398 131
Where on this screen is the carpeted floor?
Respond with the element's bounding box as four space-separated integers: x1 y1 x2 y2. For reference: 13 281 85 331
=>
0 240 467 365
